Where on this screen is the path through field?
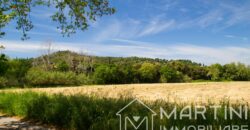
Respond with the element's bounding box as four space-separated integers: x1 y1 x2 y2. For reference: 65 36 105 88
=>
0 114 54 130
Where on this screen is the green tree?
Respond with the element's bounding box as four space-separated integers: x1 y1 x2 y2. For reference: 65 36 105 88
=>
56 61 70 72
119 64 139 83
0 54 9 75
160 65 185 83
138 62 159 83
0 0 115 40
207 64 223 81
93 65 122 84
235 63 250 81
222 63 238 80
5 58 32 86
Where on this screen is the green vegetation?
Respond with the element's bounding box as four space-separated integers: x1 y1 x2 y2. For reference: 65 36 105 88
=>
1 51 250 88
0 0 115 40
0 92 249 130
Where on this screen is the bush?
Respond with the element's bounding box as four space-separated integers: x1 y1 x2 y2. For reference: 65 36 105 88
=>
0 54 9 75
0 77 7 88
5 58 32 86
138 62 159 83
76 74 93 85
160 66 187 83
26 68 81 86
0 92 249 130
93 65 123 84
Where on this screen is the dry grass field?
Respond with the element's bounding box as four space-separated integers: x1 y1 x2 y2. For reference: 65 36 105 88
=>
2 82 250 104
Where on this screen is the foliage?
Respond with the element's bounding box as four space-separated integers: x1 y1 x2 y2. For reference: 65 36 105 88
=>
25 68 80 86
0 92 249 130
0 0 115 39
1 51 250 88
160 65 185 83
93 65 123 84
0 54 9 75
207 64 223 81
0 77 7 88
138 62 159 83
56 61 70 72
5 58 32 86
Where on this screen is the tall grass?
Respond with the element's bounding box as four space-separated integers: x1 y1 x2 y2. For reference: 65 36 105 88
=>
0 92 249 130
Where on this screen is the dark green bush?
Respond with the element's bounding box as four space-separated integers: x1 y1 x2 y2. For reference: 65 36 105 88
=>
93 65 123 84
0 77 7 88
0 92 249 130
25 68 88 86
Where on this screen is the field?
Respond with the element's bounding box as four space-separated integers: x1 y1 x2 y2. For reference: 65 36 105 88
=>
1 82 250 130
2 82 250 104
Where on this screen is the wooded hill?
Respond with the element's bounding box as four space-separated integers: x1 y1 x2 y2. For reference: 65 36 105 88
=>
1 51 250 87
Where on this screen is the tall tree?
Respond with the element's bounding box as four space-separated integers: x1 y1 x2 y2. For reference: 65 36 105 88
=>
0 0 115 40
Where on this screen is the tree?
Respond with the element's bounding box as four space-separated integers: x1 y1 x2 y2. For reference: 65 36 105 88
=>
56 61 70 72
93 65 122 84
119 64 139 83
0 54 9 75
5 58 32 86
160 65 185 83
138 62 159 83
236 63 250 81
222 63 238 81
0 0 115 40
207 64 223 81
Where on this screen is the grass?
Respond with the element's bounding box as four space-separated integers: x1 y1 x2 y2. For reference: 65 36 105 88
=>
0 91 249 130
2 82 250 103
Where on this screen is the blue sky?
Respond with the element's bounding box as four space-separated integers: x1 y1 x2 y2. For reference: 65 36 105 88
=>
1 0 250 64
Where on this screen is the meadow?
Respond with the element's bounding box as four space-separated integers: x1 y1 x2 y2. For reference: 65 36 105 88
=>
2 82 250 104
0 82 250 130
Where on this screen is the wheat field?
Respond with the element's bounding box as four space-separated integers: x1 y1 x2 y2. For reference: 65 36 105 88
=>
2 82 250 104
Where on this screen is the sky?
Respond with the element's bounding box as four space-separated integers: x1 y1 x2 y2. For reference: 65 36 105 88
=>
1 0 250 65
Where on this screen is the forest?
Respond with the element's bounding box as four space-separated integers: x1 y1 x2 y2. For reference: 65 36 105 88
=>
1 50 250 88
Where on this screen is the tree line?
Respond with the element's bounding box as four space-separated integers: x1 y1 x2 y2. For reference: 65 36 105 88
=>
1 51 250 88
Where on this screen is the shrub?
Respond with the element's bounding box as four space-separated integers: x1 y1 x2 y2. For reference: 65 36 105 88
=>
0 77 7 88
76 74 93 85
56 61 70 72
138 62 159 83
93 65 123 84
160 66 187 83
26 68 79 86
0 54 9 75
0 92 249 130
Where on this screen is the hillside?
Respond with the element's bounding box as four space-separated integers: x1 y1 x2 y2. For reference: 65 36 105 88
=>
1 51 250 87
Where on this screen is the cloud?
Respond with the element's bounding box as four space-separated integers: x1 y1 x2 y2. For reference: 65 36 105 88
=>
91 16 176 42
196 10 224 28
1 39 250 65
92 1 250 42
138 19 175 36
220 3 250 28
0 40 88 54
224 35 248 41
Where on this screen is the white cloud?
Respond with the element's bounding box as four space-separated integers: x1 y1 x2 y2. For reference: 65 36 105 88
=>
1 39 250 65
224 35 248 41
90 16 175 42
220 3 250 28
139 19 175 36
0 40 88 54
196 10 224 28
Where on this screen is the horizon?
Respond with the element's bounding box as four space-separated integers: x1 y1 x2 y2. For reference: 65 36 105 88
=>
1 0 250 65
